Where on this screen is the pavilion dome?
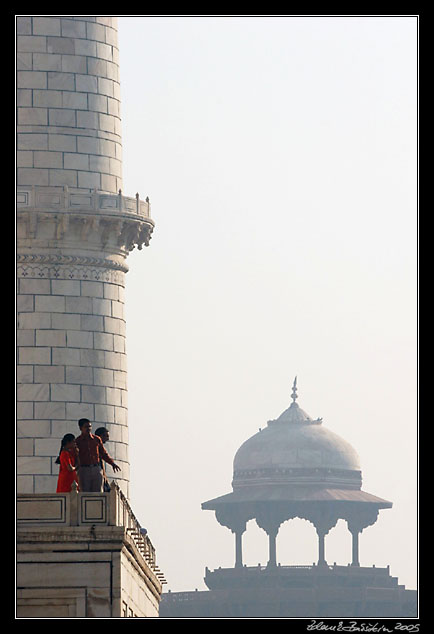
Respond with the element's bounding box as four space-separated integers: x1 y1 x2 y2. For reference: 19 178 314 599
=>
232 378 362 490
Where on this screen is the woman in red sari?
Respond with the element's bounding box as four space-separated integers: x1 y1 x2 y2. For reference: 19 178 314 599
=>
56 433 80 492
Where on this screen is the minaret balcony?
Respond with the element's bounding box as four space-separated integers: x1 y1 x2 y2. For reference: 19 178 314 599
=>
17 186 155 254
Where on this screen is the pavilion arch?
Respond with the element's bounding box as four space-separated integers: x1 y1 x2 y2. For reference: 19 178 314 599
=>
323 518 353 566
241 518 269 568
276 517 317 566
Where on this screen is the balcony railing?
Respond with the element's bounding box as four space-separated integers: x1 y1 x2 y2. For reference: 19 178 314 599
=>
16 186 151 219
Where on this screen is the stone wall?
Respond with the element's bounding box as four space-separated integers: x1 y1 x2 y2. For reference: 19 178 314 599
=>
17 527 160 617
121 548 161 617
16 16 155 498
17 269 129 495
17 16 122 194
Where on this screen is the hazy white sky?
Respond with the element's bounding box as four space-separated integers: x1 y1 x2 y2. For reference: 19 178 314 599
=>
116 15 417 593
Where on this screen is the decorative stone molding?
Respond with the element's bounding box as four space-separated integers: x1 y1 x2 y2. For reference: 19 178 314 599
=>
232 466 362 489
17 252 129 282
17 494 69 524
17 253 129 271
16 253 128 285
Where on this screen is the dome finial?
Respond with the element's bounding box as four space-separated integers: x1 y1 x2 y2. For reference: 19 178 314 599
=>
291 376 298 403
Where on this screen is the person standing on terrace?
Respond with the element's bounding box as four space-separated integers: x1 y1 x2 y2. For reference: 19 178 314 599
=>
95 427 112 492
75 419 120 492
55 433 80 493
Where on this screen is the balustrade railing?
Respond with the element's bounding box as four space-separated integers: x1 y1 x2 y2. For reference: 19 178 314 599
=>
205 563 391 575
16 185 151 219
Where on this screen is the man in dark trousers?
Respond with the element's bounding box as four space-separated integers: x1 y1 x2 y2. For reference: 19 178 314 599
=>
75 419 120 492
94 427 111 492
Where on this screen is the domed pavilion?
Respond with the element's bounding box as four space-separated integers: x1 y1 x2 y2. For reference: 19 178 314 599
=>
160 378 417 618
202 377 392 570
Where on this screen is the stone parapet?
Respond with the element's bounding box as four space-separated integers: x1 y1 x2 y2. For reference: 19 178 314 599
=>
17 481 166 582
17 185 151 219
17 185 151 218
17 483 165 617
203 563 395 590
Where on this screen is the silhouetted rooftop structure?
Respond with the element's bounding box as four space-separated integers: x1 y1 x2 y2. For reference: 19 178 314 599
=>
160 379 416 618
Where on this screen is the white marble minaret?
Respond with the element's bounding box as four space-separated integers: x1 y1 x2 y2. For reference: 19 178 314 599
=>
17 16 154 498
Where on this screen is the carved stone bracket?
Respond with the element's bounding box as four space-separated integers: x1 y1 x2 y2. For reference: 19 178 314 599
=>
17 208 154 257
345 507 379 534
298 507 339 537
215 507 252 535
255 504 292 536
55 213 69 240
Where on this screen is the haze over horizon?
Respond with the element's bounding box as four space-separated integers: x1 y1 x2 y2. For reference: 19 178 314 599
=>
116 15 417 593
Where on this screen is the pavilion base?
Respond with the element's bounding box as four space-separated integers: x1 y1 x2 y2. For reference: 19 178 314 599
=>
160 565 417 618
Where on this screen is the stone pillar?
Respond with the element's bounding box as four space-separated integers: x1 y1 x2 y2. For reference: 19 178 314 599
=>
234 529 244 569
255 510 286 569
345 507 379 568
214 508 248 570
350 528 360 567
316 528 327 567
301 507 338 568
16 16 154 498
267 526 279 568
